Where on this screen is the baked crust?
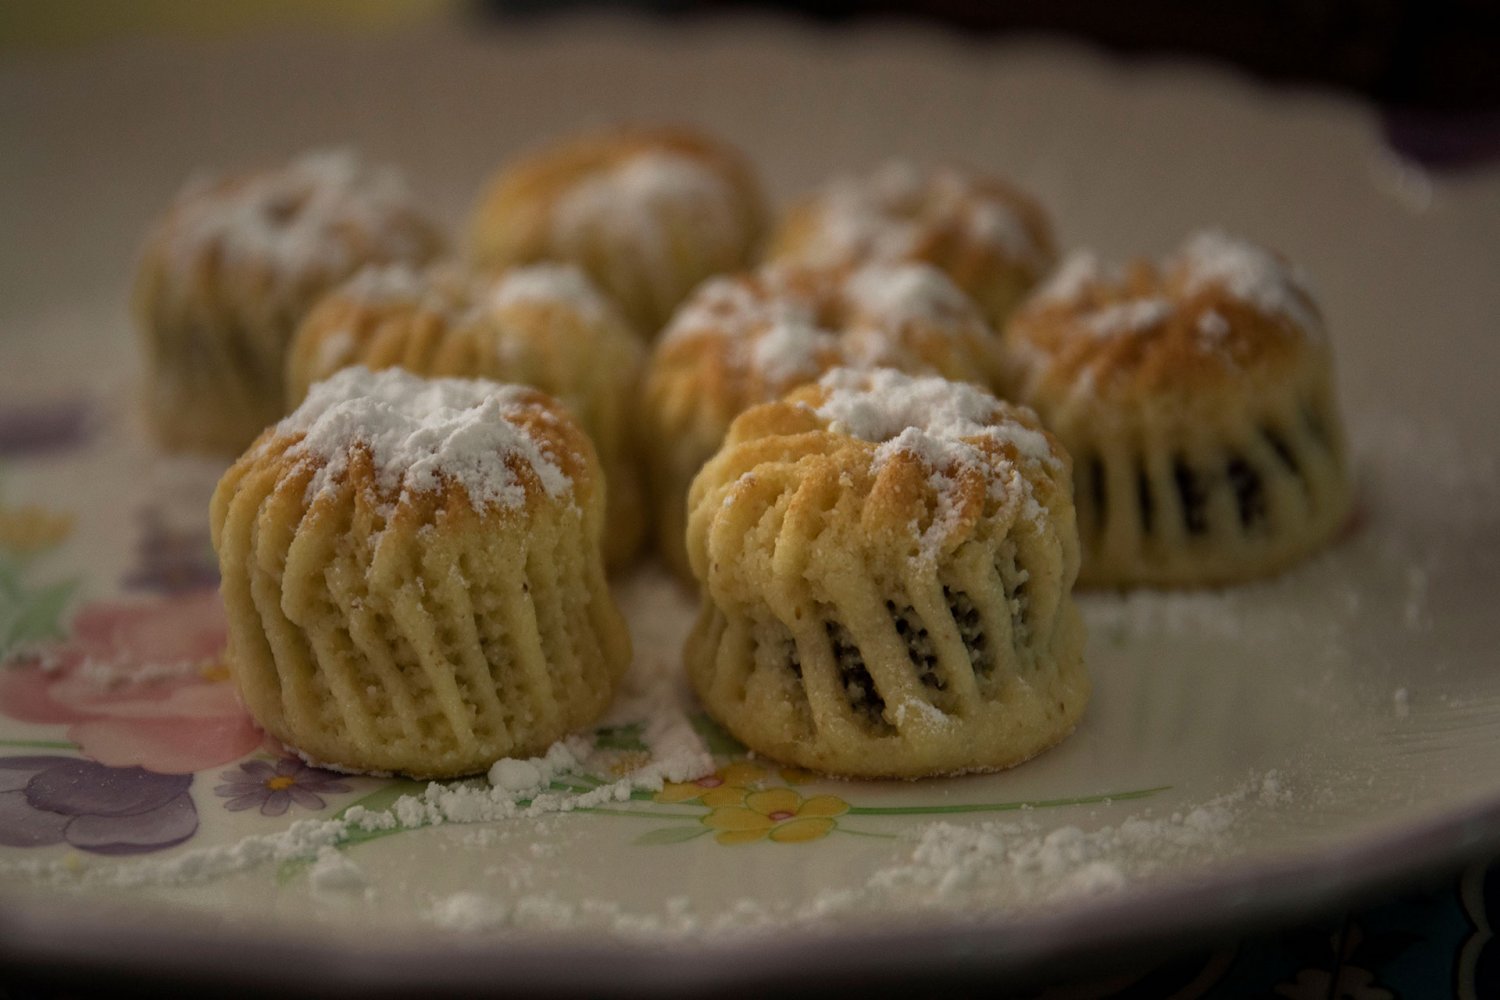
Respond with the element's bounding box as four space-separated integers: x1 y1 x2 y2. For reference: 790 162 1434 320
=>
771 161 1056 335
683 368 1088 779
1000 232 1351 586
643 261 1000 578
287 262 647 569
133 151 443 453
469 126 765 336
210 369 631 778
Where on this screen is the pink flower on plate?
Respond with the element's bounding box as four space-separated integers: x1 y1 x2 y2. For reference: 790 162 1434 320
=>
0 590 261 774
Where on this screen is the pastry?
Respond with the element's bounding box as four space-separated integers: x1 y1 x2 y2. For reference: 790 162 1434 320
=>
286 261 647 569
643 261 999 577
134 150 444 453
210 367 631 778
770 161 1055 336
468 126 765 336
683 367 1087 778
999 231 1351 586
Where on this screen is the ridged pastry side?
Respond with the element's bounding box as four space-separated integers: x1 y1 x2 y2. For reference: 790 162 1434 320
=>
1001 233 1351 586
210 376 630 778
469 126 766 336
644 262 999 579
286 263 647 570
683 369 1088 778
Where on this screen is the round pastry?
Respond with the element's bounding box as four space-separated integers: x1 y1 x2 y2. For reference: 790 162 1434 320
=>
286 261 647 570
684 367 1087 779
134 150 445 454
643 261 1000 578
999 230 1351 587
468 126 766 337
770 161 1056 337
209 366 632 779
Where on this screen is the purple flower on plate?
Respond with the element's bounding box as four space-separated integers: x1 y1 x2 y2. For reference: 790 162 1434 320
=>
215 757 350 816
121 507 219 594
0 755 197 855
0 399 93 458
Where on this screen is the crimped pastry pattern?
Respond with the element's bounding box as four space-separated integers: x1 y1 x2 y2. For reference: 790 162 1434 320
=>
683 369 1088 778
1000 232 1351 586
286 262 647 569
210 372 630 778
644 261 1000 578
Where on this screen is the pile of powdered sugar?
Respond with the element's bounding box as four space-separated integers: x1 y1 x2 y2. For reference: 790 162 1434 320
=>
2 659 710 895
417 770 1292 940
275 366 573 510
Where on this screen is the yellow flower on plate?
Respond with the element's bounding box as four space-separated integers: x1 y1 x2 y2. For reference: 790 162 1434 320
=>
655 761 764 807
703 788 849 845
0 504 73 554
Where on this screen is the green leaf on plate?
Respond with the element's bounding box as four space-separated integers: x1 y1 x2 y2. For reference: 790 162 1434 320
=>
0 576 76 661
594 722 647 751
634 825 710 846
690 712 746 756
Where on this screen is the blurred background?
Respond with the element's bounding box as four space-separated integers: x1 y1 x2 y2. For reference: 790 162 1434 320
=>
3 0 1497 112
3 0 1496 173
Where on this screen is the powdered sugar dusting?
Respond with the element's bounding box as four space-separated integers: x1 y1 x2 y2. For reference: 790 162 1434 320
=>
489 263 611 323
843 262 976 327
801 161 1046 269
815 368 1057 561
816 368 1053 465
276 367 572 510
1172 230 1322 335
1085 297 1173 338
168 150 431 287
749 317 837 385
1034 251 1109 306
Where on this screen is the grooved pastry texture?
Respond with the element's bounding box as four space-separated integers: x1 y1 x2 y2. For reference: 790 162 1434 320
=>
683 368 1088 778
644 261 1000 578
286 262 647 569
1000 231 1351 586
210 368 631 778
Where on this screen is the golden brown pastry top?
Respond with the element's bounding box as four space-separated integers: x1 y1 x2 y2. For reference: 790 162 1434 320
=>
243 367 598 523
469 126 764 270
648 261 997 430
286 260 640 407
1003 231 1326 402
139 150 443 303
696 367 1070 567
771 161 1055 283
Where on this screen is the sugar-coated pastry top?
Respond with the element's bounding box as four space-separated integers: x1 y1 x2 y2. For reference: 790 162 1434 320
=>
469 127 765 332
288 260 641 401
718 368 1069 565
271 367 587 514
772 161 1054 280
653 261 995 410
1005 231 1324 401
150 150 443 294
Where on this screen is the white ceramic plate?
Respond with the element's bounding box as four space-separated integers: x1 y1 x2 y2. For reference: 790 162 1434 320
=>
1 14 1497 993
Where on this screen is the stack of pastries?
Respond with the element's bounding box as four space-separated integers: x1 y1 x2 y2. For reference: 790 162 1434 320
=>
133 129 1350 781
